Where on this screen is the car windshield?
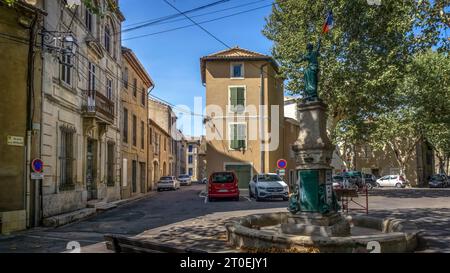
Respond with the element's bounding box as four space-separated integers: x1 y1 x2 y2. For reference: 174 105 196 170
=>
179 175 189 179
160 177 172 181
432 176 444 181
257 174 282 182
212 173 234 183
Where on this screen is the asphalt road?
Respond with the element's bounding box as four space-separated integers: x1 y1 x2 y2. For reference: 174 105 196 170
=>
0 184 288 253
1 185 450 253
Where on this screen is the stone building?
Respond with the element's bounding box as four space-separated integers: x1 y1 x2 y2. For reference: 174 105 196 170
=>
201 47 286 188
175 130 187 177
186 137 201 181
148 99 177 189
120 47 154 198
0 0 44 234
40 0 125 223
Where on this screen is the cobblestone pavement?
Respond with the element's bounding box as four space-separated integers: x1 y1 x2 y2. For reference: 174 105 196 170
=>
1 185 449 253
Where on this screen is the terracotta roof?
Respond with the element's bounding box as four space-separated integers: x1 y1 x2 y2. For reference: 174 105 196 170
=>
200 47 278 84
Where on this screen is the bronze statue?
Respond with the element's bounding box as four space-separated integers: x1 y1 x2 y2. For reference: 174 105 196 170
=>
297 39 321 101
288 186 301 214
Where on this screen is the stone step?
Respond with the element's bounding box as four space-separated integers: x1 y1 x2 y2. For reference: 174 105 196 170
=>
96 203 117 212
42 208 97 227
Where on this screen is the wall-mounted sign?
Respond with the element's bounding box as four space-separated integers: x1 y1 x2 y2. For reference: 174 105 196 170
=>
32 159 44 173
277 169 286 177
7 136 24 147
31 173 45 180
277 159 288 169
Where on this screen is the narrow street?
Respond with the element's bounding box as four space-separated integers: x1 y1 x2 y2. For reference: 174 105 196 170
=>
1 184 450 253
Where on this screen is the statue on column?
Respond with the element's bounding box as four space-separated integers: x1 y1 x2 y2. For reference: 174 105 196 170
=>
298 39 321 102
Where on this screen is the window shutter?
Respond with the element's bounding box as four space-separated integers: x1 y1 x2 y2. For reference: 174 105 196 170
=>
230 124 239 149
237 87 245 107
238 124 246 149
230 87 238 107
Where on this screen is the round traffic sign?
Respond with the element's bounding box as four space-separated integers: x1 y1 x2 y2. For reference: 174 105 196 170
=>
32 159 44 173
277 159 287 169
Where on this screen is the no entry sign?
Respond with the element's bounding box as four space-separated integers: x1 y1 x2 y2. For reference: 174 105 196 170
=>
277 159 287 169
31 159 44 173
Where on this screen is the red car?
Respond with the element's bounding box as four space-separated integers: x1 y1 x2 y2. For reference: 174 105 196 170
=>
208 172 240 202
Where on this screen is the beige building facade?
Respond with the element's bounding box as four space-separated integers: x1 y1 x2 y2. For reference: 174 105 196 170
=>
0 0 44 234
120 47 154 198
201 47 287 189
40 0 125 221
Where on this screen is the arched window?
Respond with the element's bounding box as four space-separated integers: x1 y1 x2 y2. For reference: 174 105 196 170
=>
104 24 111 53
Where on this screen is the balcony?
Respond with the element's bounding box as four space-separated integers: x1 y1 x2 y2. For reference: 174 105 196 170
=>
82 90 115 125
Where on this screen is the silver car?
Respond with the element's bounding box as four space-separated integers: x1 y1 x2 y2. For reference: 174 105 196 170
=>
157 176 180 191
249 173 290 201
178 174 192 186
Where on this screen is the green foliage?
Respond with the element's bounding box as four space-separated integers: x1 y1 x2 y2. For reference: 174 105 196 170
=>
264 0 449 178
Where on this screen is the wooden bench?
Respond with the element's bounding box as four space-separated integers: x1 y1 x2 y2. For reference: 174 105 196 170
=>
104 234 209 253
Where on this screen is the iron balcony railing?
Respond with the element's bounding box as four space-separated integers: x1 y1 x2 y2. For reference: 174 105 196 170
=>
82 89 115 123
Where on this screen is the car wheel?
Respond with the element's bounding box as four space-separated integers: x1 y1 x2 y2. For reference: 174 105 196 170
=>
366 184 373 190
255 189 262 202
283 197 289 201
376 183 381 188
234 196 240 202
395 183 403 189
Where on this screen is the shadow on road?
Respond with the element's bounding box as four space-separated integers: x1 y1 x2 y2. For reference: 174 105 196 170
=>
368 188 450 199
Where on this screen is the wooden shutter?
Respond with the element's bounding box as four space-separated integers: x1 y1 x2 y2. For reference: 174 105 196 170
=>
230 124 239 149
238 124 246 149
237 87 245 107
230 87 238 108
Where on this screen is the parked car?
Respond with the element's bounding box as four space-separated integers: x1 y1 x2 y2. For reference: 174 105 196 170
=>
332 175 344 190
429 174 448 188
376 175 407 188
208 172 240 202
200 178 208 184
363 173 378 190
157 176 180 191
249 174 290 202
178 174 192 186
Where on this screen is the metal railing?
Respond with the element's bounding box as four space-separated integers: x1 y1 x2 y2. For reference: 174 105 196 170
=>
82 90 115 122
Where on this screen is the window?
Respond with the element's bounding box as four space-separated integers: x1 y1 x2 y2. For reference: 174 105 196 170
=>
229 87 245 113
133 78 137 97
189 168 193 176
88 62 96 91
230 123 247 150
123 108 128 143
85 7 93 33
149 127 153 145
107 142 115 187
188 145 193 153
141 121 145 149
61 54 72 85
132 114 137 146
60 127 75 190
132 160 137 193
164 137 167 151
123 67 129 89
188 155 193 164
106 78 113 100
231 63 244 78
141 87 146 106
104 25 111 54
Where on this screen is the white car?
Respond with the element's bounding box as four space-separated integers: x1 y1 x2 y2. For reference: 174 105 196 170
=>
157 176 180 191
249 173 290 201
178 174 192 186
376 175 408 188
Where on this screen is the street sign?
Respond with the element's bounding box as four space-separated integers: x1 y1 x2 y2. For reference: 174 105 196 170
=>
277 159 287 169
277 169 286 177
31 159 44 173
31 173 44 180
7 135 24 147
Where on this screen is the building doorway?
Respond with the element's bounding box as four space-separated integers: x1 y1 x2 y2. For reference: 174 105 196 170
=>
225 164 252 189
86 139 97 201
132 160 137 193
140 162 146 193
153 161 159 188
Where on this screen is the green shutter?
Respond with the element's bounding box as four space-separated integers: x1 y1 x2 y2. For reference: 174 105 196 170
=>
238 124 246 149
230 124 239 149
237 88 245 107
230 88 238 107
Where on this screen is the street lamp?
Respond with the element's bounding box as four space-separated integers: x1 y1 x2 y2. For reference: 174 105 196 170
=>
63 34 78 56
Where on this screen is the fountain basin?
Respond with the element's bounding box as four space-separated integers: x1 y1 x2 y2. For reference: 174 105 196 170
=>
225 212 419 253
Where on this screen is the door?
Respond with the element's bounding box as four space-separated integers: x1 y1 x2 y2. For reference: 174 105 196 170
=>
86 139 97 201
132 160 137 193
140 162 146 193
225 164 251 189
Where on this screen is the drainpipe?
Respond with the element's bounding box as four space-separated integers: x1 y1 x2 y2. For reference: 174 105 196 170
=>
260 63 268 174
147 84 155 191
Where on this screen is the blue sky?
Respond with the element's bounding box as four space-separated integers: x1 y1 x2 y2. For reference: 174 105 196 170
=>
121 0 276 136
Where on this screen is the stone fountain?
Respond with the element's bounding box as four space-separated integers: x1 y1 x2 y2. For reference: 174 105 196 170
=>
225 39 420 253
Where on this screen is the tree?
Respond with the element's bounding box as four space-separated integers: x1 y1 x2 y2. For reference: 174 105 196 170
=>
263 0 449 174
